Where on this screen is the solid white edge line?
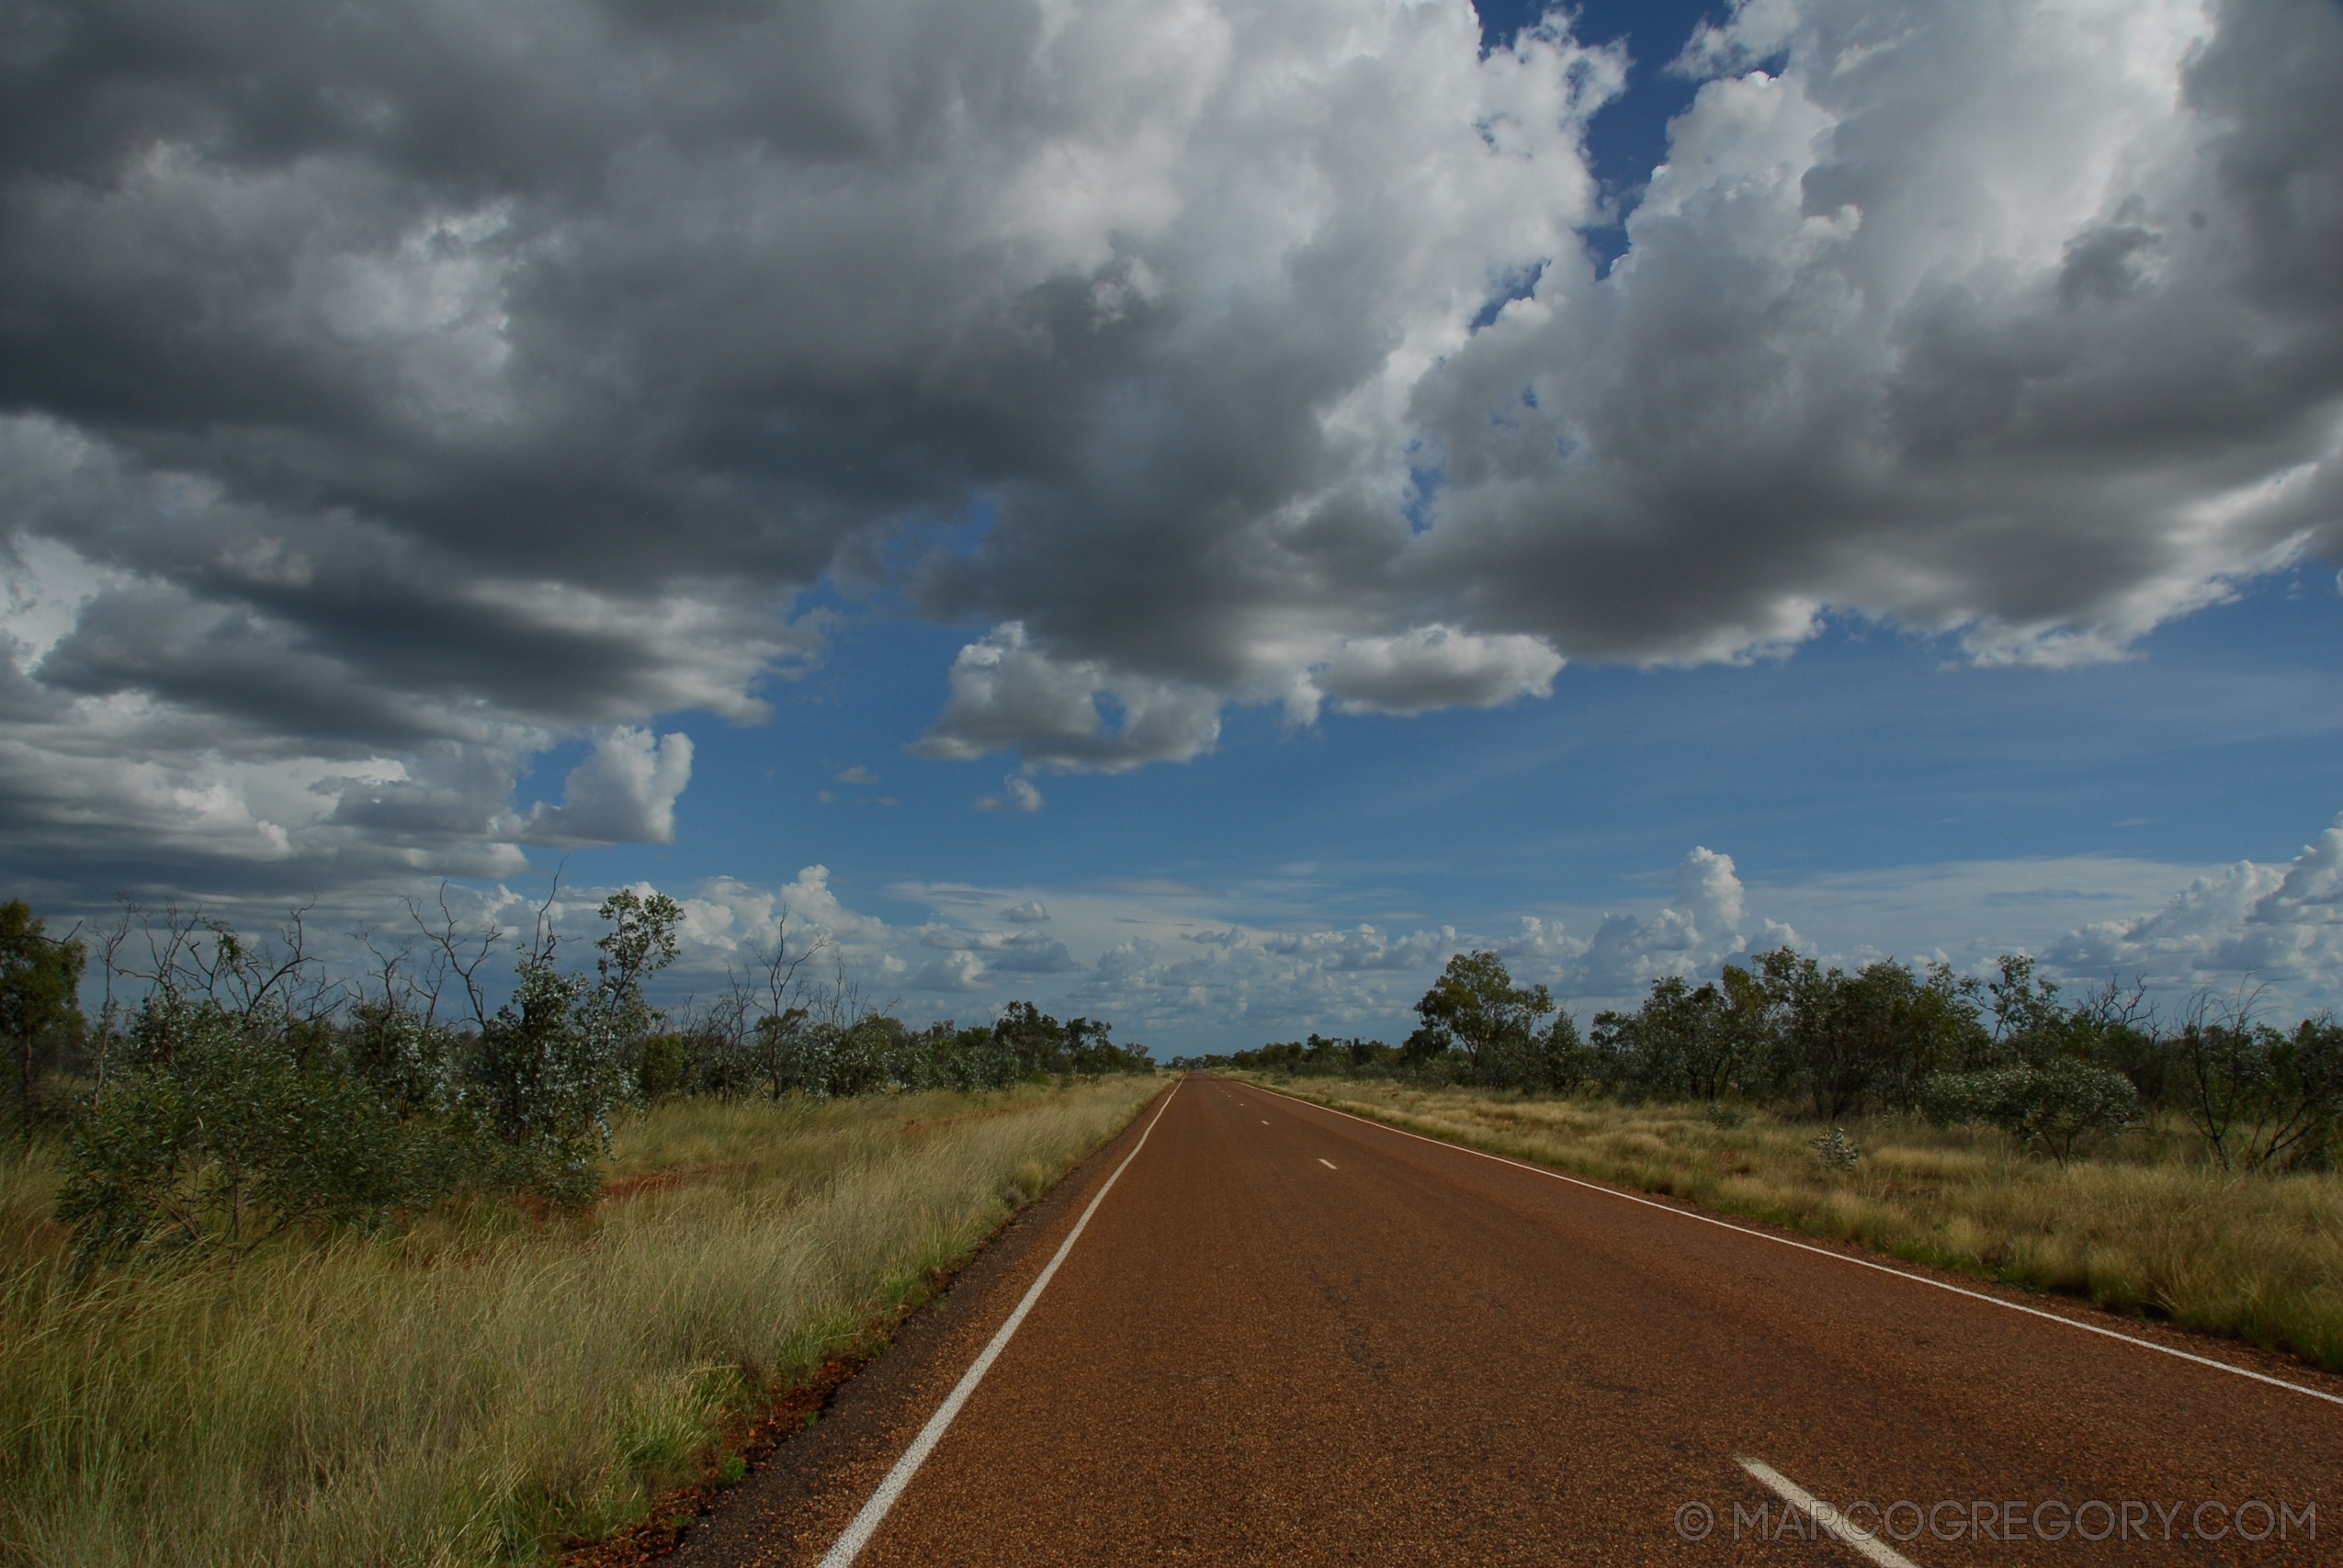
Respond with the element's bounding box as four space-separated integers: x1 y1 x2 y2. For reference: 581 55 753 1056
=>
815 1080 1183 1568
1738 1456 1921 1568
1247 1080 2343 1410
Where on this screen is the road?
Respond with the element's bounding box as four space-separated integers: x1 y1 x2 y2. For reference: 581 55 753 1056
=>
677 1076 2342 1565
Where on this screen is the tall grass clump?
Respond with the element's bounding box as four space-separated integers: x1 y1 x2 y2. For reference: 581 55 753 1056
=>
1 1077 1161 1568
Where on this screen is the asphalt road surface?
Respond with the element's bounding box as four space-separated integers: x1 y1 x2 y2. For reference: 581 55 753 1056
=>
676 1076 2342 1566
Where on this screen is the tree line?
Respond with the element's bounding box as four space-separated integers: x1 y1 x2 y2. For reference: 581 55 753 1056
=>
1 892 1152 1268
1201 948 2343 1170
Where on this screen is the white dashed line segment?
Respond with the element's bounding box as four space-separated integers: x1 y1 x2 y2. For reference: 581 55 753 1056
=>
1737 1457 1921 1568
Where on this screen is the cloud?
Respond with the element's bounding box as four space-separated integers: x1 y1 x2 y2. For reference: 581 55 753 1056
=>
666 864 898 980
991 930 1080 973
2044 815 2343 1003
1404 0 2343 674
971 773 1047 812
999 899 1050 923
1260 924 1455 971
914 918 1078 976
1303 626 1563 718
911 950 990 992
0 0 1627 879
1520 847 1808 998
918 625 1219 774
264 818 2343 1049
513 727 693 847
909 0 2343 759
2 0 2338 891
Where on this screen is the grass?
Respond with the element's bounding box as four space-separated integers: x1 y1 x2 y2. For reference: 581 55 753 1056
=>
0 1076 1164 1568
1229 1074 2343 1375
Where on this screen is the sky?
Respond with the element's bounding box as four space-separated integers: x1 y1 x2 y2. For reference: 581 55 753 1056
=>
2 0 2340 1054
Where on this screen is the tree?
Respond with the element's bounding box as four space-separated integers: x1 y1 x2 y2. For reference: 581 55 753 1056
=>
466 890 632 1203
1987 954 2068 1065
994 1001 1066 1077
1750 950 1908 1120
594 888 683 1032
1415 951 1553 1089
2174 995 2343 1171
1596 975 1751 1101
1528 1009 1590 1092
2 900 85 1131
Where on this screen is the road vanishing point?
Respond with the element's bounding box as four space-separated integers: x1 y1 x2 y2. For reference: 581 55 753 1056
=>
674 1076 2341 1565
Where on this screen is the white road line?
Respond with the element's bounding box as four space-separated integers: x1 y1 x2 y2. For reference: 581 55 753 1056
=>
815 1080 1183 1568
1249 1083 2343 1410
1262 1120 1271 1125
1318 1158 1337 1169
1737 1457 1920 1568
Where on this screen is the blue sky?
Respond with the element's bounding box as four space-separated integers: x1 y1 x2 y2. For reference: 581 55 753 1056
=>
534 561 2343 1050
5 0 2340 1053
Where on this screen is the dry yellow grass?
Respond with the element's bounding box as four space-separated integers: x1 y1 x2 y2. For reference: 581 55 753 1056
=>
0 1077 1163 1568
1232 1075 2343 1373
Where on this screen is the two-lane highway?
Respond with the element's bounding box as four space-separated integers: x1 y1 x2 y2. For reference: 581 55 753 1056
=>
689 1076 2340 1565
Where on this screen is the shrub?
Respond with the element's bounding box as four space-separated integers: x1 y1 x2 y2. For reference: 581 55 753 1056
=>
1921 1060 2140 1162
2174 1010 2343 1171
2 899 85 1133
56 1001 428 1267
637 1032 691 1100
1809 1125 1862 1171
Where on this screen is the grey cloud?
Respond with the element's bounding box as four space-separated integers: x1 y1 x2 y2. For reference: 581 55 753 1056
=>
3 0 2338 893
990 931 1079 973
324 743 521 840
915 920 1077 974
915 626 1220 774
910 951 989 992
904 0 2343 767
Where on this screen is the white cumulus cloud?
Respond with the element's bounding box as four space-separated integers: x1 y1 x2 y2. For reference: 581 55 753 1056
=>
2045 815 2343 1004
514 728 694 847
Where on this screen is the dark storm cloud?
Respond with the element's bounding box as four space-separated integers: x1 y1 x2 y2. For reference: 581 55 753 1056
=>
0 0 2337 899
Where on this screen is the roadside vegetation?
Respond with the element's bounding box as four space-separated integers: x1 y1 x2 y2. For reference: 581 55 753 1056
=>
0 893 1161 1567
1209 948 2343 1373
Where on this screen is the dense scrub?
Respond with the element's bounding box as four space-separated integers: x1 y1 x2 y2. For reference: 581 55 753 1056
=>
0 889 1162 1564
1 891 1153 1265
1 1079 1162 1567
1201 950 2342 1172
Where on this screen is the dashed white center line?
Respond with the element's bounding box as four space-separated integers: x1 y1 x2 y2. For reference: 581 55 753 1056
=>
1318 1158 1337 1169
1737 1457 1920 1568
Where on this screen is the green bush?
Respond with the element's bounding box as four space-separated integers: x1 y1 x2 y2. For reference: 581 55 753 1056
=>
1921 1059 2140 1162
56 1005 428 1268
637 1032 690 1100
